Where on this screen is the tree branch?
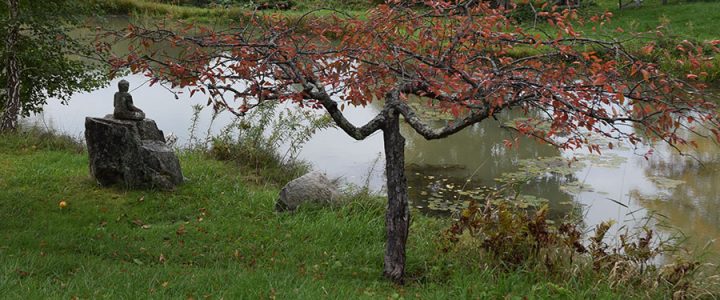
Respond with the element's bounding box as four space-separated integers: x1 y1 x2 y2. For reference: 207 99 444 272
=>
306 82 385 140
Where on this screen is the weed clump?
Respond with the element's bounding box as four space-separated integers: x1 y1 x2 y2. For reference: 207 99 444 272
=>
442 187 719 298
0 124 84 153
186 102 334 186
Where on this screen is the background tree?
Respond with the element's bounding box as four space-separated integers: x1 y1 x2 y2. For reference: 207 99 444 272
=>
2 0 20 131
0 0 106 132
104 0 720 283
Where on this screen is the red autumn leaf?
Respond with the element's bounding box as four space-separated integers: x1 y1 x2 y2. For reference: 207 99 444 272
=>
640 69 651 81
102 2 720 284
641 43 655 55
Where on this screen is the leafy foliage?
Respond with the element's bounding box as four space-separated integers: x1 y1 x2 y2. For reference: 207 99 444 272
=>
2 130 694 298
101 0 720 283
0 0 107 117
104 1 720 151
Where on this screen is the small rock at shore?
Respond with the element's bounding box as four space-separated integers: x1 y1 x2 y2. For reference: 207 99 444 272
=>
276 171 341 211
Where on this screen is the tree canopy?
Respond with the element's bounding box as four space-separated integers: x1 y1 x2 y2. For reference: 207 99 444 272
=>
0 0 106 130
103 0 720 283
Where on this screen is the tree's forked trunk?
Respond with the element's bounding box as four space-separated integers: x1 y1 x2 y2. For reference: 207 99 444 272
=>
382 108 410 284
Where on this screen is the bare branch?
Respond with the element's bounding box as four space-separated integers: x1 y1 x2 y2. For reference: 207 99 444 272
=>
307 82 385 140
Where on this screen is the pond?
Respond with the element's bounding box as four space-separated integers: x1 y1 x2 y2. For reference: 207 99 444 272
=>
29 73 720 261
27 18 720 262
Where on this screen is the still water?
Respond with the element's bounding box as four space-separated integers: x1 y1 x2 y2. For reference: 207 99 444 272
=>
29 73 720 261
28 17 720 259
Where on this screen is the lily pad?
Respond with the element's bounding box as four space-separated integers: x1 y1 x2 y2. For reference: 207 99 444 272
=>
647 176 685 189
559 181 593 194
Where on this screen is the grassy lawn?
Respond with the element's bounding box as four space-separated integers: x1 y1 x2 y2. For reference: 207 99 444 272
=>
1 1 717 298
101 0 720 40
96 0 368 23
98 0 720 82
0 131 659 299
589 0 720 41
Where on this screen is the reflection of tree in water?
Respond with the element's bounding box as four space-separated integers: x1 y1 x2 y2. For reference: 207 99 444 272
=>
401 109 559 181
635 130 720 255
400 108 579 220
100 17 208 66
405 167 582 221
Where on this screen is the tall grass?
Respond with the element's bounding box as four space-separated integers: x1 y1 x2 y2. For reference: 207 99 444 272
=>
444 191 720 298
95 0 246 20
183 101 335 186
94 0 366 23
2 130 707 298
0 125 85 154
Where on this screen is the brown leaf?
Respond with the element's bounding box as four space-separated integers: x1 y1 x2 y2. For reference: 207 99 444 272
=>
15 269 29 278
176 224 186 236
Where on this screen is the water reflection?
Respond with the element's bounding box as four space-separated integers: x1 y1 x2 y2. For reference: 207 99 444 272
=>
399 111 576 219
633 135 720 259
30 74 720 256
28 17 720 260
28 74 389 191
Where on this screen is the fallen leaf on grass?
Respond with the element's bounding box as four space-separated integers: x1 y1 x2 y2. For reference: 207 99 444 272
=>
176 224 186 236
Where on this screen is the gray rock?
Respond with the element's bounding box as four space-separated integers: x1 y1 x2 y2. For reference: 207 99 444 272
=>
276 171 341 211
85 116 183 190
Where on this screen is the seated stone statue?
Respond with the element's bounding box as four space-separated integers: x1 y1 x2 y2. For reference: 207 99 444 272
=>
113 80 146 120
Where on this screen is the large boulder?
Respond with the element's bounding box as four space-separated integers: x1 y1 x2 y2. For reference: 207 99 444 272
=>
276 171 341 211
85 116 183 190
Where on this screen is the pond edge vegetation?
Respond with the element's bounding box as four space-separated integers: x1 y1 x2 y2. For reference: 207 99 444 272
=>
94 0 720 82
2 0 719 297
1 123 718 298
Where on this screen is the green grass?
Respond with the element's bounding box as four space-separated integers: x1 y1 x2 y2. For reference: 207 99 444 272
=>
571 0 720 81
0 130 677 298
95 0 250 23
95 0 367 23
589 0 720 41
99 0 720 39
98 0 720 82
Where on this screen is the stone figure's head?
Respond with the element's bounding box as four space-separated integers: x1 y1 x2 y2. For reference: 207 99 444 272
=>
118 80 130 93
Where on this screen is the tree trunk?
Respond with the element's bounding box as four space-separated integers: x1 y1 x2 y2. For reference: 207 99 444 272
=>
1 0 21 132
382 107 410 284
